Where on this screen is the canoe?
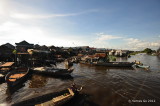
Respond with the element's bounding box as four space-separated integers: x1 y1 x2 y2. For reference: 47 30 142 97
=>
136 64 150 69
5 67 30 88
12 84 82 106
32 67 74 76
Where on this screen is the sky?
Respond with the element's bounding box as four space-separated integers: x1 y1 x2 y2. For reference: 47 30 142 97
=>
0 0 160 50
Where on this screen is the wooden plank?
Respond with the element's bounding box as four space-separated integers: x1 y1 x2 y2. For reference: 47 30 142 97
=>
1 62 14 67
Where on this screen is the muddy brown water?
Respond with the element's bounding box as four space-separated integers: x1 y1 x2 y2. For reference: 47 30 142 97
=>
0 54 160 106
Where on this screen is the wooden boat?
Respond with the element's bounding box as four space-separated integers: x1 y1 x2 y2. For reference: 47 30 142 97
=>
35 88 75 106
32 67 74 76
135 64 150 69
93 62 135 67
0 62 14 83
5 67 30 88
0 62 14 68
12 84 82 106
0 62 14 73
80 61 135 67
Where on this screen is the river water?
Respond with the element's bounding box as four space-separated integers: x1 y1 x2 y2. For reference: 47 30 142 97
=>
0 54 160 106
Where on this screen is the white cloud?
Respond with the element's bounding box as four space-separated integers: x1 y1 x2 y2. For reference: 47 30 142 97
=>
10 9 98 20
92 33 123 48
124 38 160 50
150 42 159 46
96 33 123 41
125 38 140 44
92 33 160 50
0 21 87 47
0 0 159 51
0 0 96 47
0 0 98 20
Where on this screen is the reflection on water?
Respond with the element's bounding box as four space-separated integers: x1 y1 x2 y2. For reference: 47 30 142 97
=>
29 75 48 88
0 54 160 106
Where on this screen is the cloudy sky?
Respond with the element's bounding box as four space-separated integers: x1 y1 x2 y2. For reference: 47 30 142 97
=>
0 0 160 50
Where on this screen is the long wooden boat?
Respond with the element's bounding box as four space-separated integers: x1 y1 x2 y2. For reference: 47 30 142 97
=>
35 88 75 106
93 62 135 67
12 84 82 106
0 62 14 67
0 62 15 83
0 62 14 73
80 61 135 67
32 67 74 76
5 67 30 88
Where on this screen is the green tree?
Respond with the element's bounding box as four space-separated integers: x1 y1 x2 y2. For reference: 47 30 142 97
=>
12 49 17 54
68 47 73 52
157 47 160 54
143 48 152 54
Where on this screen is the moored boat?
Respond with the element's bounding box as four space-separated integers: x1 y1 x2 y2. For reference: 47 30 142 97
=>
80 61 135 67
0 62 15 83
5 67 30 88
0 62 14 74
135 64 150 69
12 84 82 106
93 62 135 67
32 67 74 76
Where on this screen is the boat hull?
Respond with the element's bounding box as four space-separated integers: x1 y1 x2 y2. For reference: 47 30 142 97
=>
32 67 73 77
136 65 150 69
80 61 135 67
94 62 135 67
5 67 31 88
12 86 80 106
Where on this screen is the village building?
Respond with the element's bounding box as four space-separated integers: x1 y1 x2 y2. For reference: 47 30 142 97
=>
48 45 57 52
81 53 108 63
15 40 34 53
34 44 40 49
95 48 106 52
0 44 14 61
15 41 34 66
2 43 15 50
115 50 129 57
39 45 49 51
109 49 116 55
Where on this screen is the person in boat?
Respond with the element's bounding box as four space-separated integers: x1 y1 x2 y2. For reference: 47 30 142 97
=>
52 61 57 67
70 83 83 92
